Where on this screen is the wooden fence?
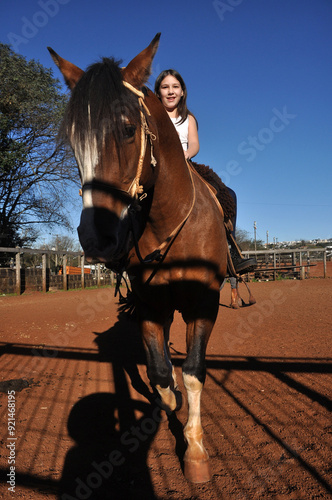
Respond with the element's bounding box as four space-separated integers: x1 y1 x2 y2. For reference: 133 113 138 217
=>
0 247 117 295
242 248 328 281
0 246 328 295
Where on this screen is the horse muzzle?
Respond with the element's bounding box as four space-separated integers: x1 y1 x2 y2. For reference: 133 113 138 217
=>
77 206 132 265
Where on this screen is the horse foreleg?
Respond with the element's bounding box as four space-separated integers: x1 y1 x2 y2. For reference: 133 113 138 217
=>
141 319 178 413
182 318 214 483
163 314 182 405
183 373 211 483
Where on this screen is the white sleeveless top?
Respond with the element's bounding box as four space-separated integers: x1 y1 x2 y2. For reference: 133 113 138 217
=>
171 116 189 151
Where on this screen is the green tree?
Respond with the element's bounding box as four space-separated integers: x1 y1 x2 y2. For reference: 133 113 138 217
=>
0 43 79 249
236 228 265 251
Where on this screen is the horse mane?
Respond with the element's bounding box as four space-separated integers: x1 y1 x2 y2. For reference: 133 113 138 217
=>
59 57 141 151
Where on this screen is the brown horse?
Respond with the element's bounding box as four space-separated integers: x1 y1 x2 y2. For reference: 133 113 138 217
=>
49 34 228 483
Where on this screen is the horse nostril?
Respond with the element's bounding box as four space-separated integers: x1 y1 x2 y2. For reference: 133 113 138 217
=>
77 206 131 263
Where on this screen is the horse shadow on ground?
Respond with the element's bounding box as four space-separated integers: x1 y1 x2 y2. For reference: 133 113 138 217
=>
59 311 186 500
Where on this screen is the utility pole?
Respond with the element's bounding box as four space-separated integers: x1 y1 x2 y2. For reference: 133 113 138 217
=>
254 221 257 252
266 230 269 247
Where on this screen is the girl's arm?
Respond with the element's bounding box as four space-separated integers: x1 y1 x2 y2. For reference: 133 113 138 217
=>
185 114 200 160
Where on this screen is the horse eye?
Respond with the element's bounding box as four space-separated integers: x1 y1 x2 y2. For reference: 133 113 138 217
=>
124 125 136 139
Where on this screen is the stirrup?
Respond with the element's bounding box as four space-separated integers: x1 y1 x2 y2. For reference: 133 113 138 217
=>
232 256 258 275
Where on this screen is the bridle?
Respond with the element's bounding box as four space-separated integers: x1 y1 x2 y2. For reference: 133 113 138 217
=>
82 79 196 269
81 81 157 204
122 80 157 199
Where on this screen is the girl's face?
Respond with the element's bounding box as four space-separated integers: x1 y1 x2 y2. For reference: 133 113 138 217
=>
158 75 184 112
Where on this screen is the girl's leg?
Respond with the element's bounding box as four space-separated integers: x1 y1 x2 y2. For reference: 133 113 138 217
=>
226 187 257 274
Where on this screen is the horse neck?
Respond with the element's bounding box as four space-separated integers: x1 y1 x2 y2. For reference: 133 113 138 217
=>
147 97 194 226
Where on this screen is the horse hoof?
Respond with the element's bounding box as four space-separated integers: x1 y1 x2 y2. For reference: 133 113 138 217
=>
231 301 239 309
184 459 212 483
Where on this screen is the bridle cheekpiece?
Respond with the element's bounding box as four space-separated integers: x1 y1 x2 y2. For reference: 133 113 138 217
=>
122 80 157 199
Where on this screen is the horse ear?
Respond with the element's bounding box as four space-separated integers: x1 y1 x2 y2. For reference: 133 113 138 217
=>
47 47 84 90
122 33 161 88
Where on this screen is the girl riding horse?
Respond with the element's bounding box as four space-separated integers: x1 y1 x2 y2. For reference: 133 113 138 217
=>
154 69 257 275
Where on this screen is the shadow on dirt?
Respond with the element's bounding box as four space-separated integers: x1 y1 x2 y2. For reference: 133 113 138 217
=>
59 393 159 499
59 313 185 500
1 311 331 497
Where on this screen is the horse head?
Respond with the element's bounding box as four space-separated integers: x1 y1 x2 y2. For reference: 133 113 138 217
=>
48 34 161 269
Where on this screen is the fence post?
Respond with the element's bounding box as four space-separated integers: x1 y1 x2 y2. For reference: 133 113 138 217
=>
323 250 327 279
81 254 85 289
62 254 67 291
15 251 21 295
299 251 305 280
273 252 277 281
97 263 101 287
42 253 47 293
291 251 296 277
307 250 310 278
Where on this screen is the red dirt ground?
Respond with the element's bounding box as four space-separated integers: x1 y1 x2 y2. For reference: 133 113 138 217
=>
0 273 331 499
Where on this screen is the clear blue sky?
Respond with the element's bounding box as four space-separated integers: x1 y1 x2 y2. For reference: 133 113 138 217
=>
1 0 331 244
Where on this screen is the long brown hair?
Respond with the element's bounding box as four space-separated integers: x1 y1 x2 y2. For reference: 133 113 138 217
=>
154 69 197 126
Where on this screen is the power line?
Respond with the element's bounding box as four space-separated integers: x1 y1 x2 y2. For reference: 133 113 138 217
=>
239 202 332 207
